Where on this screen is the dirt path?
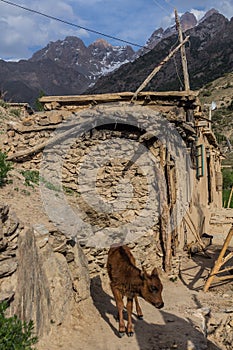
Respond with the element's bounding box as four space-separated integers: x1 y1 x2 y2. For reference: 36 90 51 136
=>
37 262 232 350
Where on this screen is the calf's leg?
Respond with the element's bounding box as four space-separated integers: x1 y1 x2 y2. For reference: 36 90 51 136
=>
134 296 143 320
126 297 134 336
111 286 126 336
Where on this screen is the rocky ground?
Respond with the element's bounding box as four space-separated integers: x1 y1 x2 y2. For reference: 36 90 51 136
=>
0 170 233 350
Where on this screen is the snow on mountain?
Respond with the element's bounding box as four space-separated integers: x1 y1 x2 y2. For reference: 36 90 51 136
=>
30 36 135 86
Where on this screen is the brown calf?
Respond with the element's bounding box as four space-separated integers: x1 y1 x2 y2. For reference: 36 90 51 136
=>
107 245 164 337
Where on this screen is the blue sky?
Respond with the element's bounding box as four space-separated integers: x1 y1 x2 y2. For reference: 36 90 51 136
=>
0 0 233 60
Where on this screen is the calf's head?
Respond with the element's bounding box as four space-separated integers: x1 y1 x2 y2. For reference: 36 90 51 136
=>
140 267 164 309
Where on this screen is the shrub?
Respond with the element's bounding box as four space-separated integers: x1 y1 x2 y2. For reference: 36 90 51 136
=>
0 152 12 186
0 301 38 350
222 168 233 189
10 108 21 118
20 170 39 187
34 91 45 111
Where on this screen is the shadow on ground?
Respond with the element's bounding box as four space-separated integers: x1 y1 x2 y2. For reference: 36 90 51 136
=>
179 245 233 291
91 276 221 350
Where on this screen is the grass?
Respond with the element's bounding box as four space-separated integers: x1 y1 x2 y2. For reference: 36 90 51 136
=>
0 152 13 187
223 189 233 208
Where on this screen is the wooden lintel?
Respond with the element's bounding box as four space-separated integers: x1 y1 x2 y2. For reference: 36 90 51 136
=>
39 90 198 104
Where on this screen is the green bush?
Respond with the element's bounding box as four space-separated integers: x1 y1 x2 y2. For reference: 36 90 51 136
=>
20 170 39 187
34 91 45 111
0 301 38 350
223 189 233 208
222 168 233 189
0 152 12 186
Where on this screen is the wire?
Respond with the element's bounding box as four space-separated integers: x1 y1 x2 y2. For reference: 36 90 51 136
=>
0 0 149 50
163 0 177 11
152 0 171 16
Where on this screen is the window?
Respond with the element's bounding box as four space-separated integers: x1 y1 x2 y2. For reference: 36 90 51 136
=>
196 144 204 178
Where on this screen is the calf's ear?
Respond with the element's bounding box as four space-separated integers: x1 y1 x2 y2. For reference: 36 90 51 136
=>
151 267 159 277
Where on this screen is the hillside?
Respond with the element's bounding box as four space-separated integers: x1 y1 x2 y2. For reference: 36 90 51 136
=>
88 13 233 94
199 71 233 162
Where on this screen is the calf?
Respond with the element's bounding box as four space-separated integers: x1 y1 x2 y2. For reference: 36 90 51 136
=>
107 245 164 337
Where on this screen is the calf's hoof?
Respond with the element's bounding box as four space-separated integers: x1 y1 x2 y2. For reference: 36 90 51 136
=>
119 331 125 338
137 315 143 320
127 331 134 337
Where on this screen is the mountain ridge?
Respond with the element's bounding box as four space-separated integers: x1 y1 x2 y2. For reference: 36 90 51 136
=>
0 9 232 106
87 12 233 94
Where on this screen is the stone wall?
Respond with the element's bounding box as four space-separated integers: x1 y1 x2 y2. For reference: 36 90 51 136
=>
0 204 90 336
3 102 223 274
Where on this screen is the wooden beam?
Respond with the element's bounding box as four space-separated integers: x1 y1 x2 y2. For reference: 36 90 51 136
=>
131 36 190 102
39 90 198 104
204 225 233 292
175 8 190 92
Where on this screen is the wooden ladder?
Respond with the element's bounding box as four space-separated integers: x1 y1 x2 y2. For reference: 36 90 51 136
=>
204 225 233 292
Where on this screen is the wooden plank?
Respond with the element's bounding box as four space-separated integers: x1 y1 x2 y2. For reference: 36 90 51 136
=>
39 90 198 104
212 275 233 282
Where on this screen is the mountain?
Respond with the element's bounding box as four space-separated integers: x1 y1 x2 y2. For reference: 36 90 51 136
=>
138 11 198 56
199 71 233 155
29 37 134 85
0 37 134 106
87 12 233 94
0 58 89 104
0 9 232 106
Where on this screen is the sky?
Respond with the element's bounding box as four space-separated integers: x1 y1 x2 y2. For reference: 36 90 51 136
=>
0 0 233 61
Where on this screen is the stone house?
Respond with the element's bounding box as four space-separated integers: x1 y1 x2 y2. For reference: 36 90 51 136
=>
4 90 223 273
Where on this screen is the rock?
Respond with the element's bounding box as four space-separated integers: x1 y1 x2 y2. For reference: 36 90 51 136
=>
3 212 19 236
0 291 15 303
0 205 9 222
0 237 8 251
70 243 90 302
48 113 63 124
187 340 196 350
0 259 18 277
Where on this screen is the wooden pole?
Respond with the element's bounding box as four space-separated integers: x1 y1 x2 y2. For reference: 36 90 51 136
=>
174 8 190 92
203 225 233 292
227 186 233 208
131 35 190 101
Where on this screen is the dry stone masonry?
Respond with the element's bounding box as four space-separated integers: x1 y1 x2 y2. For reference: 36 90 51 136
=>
0 203 90 336
3 94 223 275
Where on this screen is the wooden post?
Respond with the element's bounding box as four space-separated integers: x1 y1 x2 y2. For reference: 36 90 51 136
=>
203 225 233 292
227 186 233 208
131 36 190 101
175 9 190 92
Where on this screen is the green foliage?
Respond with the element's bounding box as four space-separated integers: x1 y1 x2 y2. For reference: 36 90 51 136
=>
34 91 45 111
215 132 226 144
222 168 233 189
223 189 233 208
0 152 12 186
0 301 38 350
40 177 61 192
9 108 21 118
20 170 39 187
202 90 212 97
0 99 8 108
